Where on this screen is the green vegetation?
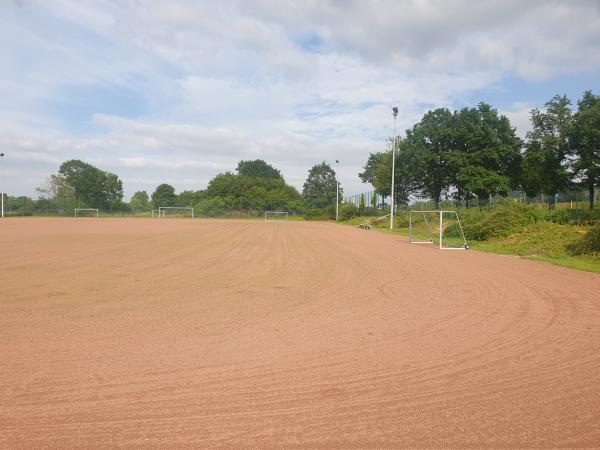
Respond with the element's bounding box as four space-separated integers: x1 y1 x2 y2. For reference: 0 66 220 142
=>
340 202 600 272
34 160 125 210
360 91 600 210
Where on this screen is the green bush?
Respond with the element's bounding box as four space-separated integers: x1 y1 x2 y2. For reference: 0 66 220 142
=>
340 204 358 220
463 203 543 241
568 224 600 256
304 208 328 220
547 208 600 225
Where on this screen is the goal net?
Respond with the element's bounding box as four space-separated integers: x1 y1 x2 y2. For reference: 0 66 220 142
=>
74 208 99 218
264 211 289 221
158 207 194 219
408 210 468 250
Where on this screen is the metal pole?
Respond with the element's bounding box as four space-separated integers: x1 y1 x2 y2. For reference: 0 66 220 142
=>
335 160 340 221
439 211 443 249
0 153 4 219
390 107 398 229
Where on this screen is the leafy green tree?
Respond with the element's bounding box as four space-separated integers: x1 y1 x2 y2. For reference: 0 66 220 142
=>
522 95 573 207
130 191 150 212
570 91 600 209
36 174 76 209
151 184 177 208
359 193 366 213
236 160 282 179
359 139 421 207
57 160 124 208
403 108 454 206
302 162 341 208
176 190 204 207
451 103 522 205
103 172 124 210
201 162 301 214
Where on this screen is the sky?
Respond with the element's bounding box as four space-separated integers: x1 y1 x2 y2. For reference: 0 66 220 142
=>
1 0 600 200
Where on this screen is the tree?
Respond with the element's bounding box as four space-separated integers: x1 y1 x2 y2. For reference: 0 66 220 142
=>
403 108 454 206
451 103 522 205
522 95 572 208
36 174 75 208
176 190 204 207
359 139 421 207
201 163 301 214
130 191 150 212
570 91 600 209
302 162 341 209
236 160 282 179
57 160 124 208
103 172 124 210
151 184 177 208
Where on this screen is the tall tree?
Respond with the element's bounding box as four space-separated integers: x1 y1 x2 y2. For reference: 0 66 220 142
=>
58 160 124 208
236 160 282 179
36 174 75 208
151 184 177 208
403 108 454 206
103 172 124 209
570 91 600 209
452 103 522 205
522 95 572 207
302 162 341 208
130 191 150 212
368 139 421 206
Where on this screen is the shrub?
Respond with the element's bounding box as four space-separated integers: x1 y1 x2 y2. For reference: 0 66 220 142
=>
568 224 600 256
340 204 358 220
304 208 328 220
463 203 542 241
547 208 600 225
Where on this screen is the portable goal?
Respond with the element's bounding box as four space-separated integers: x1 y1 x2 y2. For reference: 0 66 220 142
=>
74 208 99 218
264 211 289 221
408 210 469 250
158 207 194 219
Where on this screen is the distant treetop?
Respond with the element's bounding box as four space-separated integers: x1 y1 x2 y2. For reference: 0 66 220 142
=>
236 159 282 179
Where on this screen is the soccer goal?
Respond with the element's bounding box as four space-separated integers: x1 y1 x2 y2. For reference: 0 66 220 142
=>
408 210 469 250
74 208 99 218
158 207 194 218
264 211 289 221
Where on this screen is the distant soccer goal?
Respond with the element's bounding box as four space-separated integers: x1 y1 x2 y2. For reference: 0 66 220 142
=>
74 208 99 218
158 207 194 219
264 211 289 221
408 210 468 250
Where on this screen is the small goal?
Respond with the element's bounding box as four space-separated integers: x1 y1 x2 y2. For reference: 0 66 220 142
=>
74 208 99 218
408 210 468 250
158 207 194 219
264 211 289 221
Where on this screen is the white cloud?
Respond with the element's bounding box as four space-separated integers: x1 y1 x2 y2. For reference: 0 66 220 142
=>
0 1 599 199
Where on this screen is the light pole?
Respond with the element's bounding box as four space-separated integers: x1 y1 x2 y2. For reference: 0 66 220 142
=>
390 107 398 229
335 159 340 221
0 153 4 219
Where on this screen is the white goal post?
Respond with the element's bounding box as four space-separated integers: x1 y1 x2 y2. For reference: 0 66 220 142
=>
264 211 289 220
408 210 469 250
74 208 99 218
158 206 194 219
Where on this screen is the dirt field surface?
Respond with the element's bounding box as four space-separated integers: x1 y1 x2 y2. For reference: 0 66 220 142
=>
1 218 600 448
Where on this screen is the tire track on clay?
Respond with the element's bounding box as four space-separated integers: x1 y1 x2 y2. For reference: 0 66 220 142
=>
1 218 600 448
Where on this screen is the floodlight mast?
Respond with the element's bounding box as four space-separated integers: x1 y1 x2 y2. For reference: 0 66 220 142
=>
390 107 398 230
335 160 340 221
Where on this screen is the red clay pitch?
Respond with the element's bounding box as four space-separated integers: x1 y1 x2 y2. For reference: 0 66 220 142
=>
1 218 599 447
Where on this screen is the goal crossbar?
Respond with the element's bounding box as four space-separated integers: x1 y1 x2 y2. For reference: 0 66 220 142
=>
408 210 468 250
264 211 289 220
74 208 99 218
158 207 194 219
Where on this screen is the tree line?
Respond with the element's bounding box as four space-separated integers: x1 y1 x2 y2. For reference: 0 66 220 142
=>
9 158 341 217
360 91 600 209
